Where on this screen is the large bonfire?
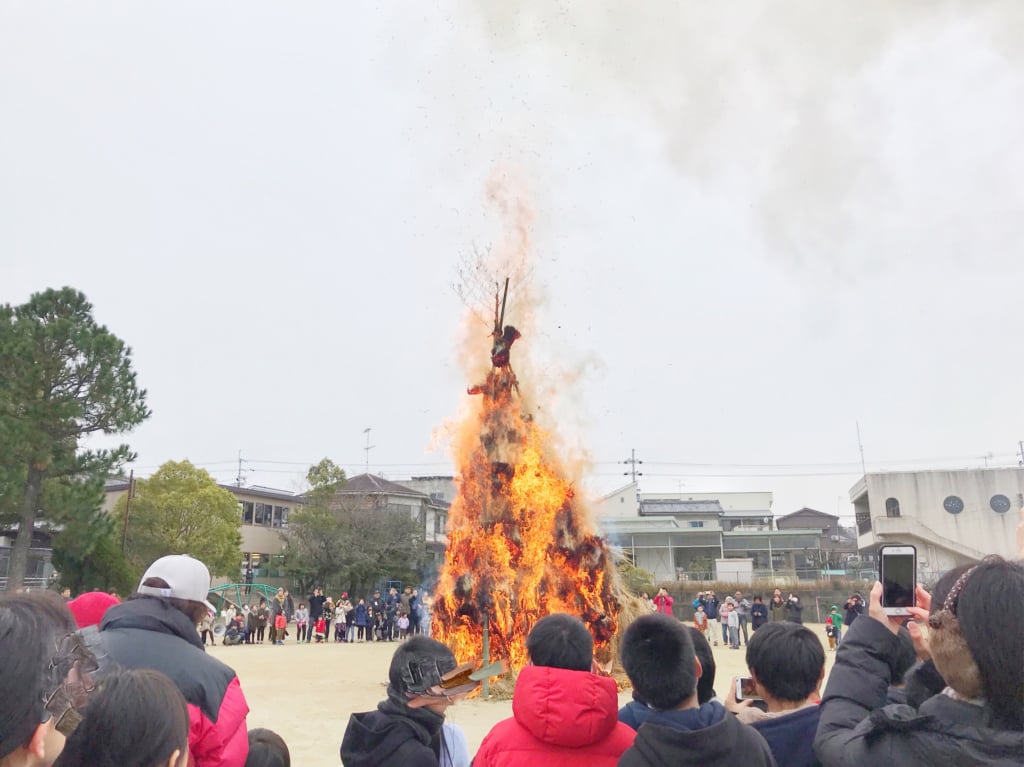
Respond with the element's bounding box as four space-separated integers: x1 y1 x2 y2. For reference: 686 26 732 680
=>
432 267 622 671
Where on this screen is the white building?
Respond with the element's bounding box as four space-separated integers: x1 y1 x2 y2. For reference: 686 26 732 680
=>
850 467 1024 582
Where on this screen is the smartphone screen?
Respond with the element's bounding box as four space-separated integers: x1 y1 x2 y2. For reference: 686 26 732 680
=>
880 545 916 610
736 676 761 701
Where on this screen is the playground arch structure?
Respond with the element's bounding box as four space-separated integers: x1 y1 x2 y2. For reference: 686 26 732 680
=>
209 583 277 612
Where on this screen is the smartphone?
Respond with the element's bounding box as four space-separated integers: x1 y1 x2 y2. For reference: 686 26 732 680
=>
879 544 916 617
735 676 762 702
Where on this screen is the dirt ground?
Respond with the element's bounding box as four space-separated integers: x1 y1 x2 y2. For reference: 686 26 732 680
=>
212 622 836 767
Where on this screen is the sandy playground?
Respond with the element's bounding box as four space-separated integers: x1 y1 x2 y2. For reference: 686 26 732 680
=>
210 622 837 767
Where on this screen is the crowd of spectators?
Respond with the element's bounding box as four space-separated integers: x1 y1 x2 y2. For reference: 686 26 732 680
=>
2 546 1021 767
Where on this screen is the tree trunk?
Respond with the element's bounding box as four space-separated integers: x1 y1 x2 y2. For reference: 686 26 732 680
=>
7 465 43 590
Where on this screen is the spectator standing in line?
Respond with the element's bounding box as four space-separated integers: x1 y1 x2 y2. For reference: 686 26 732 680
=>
842 593 863 631
354 598 369 642
255 600 269 644
692 603 709 645
268 589 285 644
323 595 334 642
245 604 258 644
294 603 309 643
282 591 295 624
200 612 216 646
652 587 674 616
726 598 741 649
750 595 768 631
339 598 352 638
344 595 357 642
726 621 825 767
784 594 804 624
719 598 733 646
99 554 250 767
306 588 325 644
368 591 386 642
703 590 720 645
617 613 774 767
384 596 398 642
828 605 844 647
691 591 705 612
273 612 286 645
474 614 635 766
408 589 421 636
768 589 786 623
733 591 751 645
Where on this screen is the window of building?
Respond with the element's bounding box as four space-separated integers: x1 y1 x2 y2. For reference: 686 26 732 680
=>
990 494 1011 514
254 503 273 526
240 501 254 524
885 497 901 518
688 521 704 528
272 506 289 528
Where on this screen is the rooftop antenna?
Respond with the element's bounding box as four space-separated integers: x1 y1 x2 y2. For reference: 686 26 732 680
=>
235 450 249 487
363 428 375 474
856 422 867 476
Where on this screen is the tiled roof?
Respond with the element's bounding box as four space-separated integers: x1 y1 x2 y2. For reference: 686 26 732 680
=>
335 474 427 498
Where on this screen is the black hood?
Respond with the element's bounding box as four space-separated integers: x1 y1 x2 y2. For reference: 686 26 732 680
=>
340 692 444 767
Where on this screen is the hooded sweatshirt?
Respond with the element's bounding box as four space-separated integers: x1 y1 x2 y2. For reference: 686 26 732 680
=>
341 690 446 767
618 701 775 767
473 665 636 767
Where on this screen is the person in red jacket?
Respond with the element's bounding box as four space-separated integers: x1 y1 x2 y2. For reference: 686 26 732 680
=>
652 587 674 616
100 554 250 767
474 613 635 767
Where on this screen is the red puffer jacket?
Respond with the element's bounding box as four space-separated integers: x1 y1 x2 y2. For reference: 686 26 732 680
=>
473 665 635 767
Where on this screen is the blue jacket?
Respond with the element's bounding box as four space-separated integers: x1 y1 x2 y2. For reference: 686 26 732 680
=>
752 705 821 767
704 597 720 620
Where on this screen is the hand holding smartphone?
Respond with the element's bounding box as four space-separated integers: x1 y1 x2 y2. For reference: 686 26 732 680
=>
735 676 762 702
879 544 916 617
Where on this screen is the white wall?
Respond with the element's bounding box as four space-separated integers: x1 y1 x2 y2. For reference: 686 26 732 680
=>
863 468 1023 562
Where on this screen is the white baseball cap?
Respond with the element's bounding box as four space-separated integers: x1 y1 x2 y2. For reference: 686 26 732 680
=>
137 554 216 612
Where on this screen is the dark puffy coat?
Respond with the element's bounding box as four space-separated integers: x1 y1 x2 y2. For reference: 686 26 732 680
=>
784 599 804 624
101 599 250 767
815 614 1023 767
618 702 775 767
473 665 635 767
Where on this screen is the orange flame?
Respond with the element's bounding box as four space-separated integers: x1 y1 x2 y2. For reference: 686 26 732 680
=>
433 288 619 671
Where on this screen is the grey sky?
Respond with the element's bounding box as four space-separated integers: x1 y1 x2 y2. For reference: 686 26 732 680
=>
2 2 1022 520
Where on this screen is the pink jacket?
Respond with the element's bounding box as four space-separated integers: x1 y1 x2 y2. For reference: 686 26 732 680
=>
652 593 674 615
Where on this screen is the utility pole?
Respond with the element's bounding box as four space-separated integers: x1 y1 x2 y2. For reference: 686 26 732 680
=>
363 427 376 474
622 448 643 483
120 470 136 553
1018 440 1024 467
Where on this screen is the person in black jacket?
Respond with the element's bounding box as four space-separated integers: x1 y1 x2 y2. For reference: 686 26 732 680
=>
617 613 775 767
340 636 466 767
814 557 1024 767
783 594 803 624
841 593 863 631
307 588 326 644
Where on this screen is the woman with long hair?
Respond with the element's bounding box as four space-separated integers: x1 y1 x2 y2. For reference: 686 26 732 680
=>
815 556 1024 765
54 669 189 767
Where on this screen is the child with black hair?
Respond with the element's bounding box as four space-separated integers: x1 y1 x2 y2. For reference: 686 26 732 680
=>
475 613 635 766
244 729 289 767
618 613 774 767
340 636 471 767
0 590 83 767
54 669 189 767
